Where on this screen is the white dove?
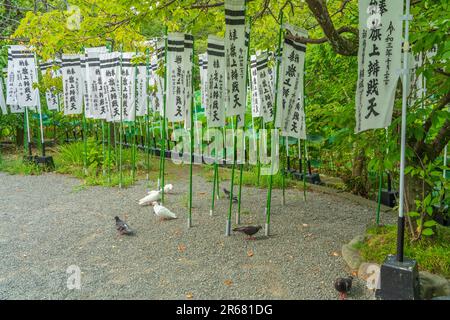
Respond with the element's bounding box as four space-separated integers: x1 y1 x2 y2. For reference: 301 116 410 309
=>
152 201 177 220
138 184 173 206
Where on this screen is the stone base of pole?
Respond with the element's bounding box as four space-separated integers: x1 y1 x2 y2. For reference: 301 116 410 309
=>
376 254 420 300
209 209 213 216
187 217 192 228
236 213 240 225
265 223 270 237
225 219 231 236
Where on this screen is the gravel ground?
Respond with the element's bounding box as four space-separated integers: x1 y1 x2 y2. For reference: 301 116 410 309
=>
0 168 395 300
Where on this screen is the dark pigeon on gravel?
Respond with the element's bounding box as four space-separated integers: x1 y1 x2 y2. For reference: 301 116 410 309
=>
115 216 134 235
233 225 262 240
334 276 353 300
223 188 238 203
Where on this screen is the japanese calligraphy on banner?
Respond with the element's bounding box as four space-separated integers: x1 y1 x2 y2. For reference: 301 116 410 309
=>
206 35 226 128
10 45 39 109
40 60 61 111
121 52 136 122
135 58 148 117
184 34 194 129
275 24 307 131
100 52 121 122
6 47 18 106
199 53 208 109
0 78 7 114
256 51 275 123
80 56 91 118
85 47 108 119
224 0 248 121
61 54 83 115
150 41 165 113
166 32 188 123
250 55 261 118
355 0 403 133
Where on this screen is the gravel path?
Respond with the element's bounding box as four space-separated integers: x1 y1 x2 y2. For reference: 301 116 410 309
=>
0 168 394 300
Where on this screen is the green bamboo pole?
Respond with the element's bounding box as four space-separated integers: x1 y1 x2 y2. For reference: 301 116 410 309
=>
82 102 88 176
131 50 138 183
282 136 287 205
107 122 111 184
236 19 252 225
376 171 383 225
302 139 307 201
188 36 195 228
160 27 169 204
264 10 284 237
226 115 238 236
145 48 151 182
119 46 124 188
302 69 308 202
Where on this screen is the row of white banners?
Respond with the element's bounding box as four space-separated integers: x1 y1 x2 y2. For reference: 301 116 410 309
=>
0 0 432 138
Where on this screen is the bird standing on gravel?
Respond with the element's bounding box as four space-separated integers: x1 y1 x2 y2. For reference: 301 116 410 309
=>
334 276 353 300
223 188 238 203
115 216 134 235
138 184 173 206
151 201 177 220
233 225 262 240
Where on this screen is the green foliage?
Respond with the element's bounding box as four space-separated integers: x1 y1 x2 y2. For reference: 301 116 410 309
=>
0 154 42 175
356 224 450 278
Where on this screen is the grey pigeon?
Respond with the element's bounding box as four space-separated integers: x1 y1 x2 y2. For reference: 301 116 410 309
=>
115 216 134 235
223 188 238 203
334 276 353 300
233 225 262 240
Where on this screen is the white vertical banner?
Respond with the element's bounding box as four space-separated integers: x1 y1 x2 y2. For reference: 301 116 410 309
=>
199 53 208 109
80 55 91 118
11 46 39 109
0 77 7 114
6 47 18 106
150 41 165 113
100 52 121 122
135 58 148 117
206 35 226 128
121 52 136 122
275 24 307 129
355 0 403 133
256 51 275 123
166 32 187 123
250 55 261 118
61 54 83 115
40 60 61 111
85 47 108 119
224 0 248 123
184 34 194 129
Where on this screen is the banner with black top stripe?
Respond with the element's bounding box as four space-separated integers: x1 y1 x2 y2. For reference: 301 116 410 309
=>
166 32 188 123
135 56 148 117
256 51 274 123
199 53 208 110
224 0 248 123
275 24 307 140
184 34 194 129
99 52 121 122
85 47 108 119
61 54 83 115
9 45 39 109
121 52 136 122
206 35 226 128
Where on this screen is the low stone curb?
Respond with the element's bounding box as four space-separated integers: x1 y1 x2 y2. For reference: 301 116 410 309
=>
342 234 450 300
